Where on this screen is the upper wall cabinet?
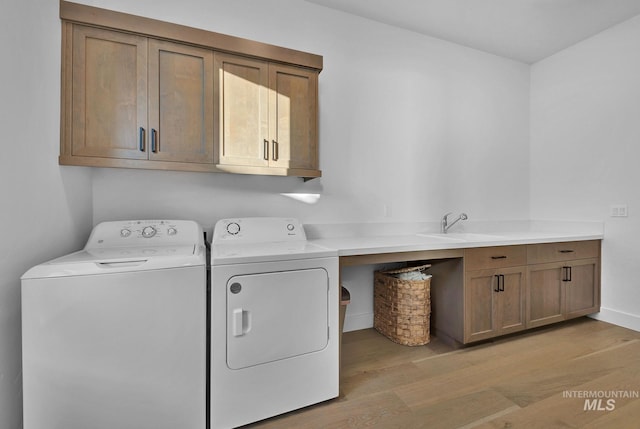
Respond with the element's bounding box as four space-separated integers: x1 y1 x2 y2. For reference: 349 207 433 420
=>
62 25 214 169
214 53 319 177
58 1 322 179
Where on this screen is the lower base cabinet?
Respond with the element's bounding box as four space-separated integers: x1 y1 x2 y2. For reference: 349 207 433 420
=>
527 258 600 328
464 267 526 343
431 240 601 346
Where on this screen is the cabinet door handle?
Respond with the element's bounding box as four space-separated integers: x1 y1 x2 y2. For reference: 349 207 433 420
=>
567 266 572 282
263 139 269 160
499 274 505 292
491 255 507 260
272 140 278 161
151 129 158 153
562 266 572 282
139 127 146 151
494 275 501 292
559 250 575 254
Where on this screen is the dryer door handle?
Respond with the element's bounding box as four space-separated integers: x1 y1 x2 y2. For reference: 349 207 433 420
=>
232 308 249 337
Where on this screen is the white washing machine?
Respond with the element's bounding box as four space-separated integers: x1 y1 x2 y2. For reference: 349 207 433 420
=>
210 217 339 429
21 220 207 429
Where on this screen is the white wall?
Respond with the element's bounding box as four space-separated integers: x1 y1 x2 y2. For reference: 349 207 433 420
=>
81 0 530 228
0 1 94 428
530 15 640 331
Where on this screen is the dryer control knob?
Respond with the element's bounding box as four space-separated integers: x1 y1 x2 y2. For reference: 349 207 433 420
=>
142 226 157 238
167 227 177 236
226 222 241 235
120 228 131 238
287 223 295 231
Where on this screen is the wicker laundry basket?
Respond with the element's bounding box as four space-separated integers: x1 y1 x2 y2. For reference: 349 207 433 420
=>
373 264 432 346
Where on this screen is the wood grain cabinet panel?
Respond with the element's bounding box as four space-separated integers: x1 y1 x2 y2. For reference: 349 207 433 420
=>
526 241 600 328
564 258 600 318
214 53 269 167
527 262 565 328
499 269 527 333
59 2 323 178
215 52 320 177
269 64 318 171
70 25 148 160
465 269 495 342
527 240 599 264
63 25 215 169
464 266 526 343
148 40 214 164
465 245 527 271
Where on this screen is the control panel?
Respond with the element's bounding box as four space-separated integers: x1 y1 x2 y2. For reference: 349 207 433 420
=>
86 220 202 249
212 218 306 243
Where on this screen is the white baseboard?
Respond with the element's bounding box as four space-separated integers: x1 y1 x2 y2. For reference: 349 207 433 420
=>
344 312 373 332
590 307 640 332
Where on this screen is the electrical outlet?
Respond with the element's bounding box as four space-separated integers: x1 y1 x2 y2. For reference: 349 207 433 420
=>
610 204 628 217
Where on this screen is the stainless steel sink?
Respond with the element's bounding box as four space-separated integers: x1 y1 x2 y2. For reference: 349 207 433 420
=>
415 233 465 243
417 232 505 242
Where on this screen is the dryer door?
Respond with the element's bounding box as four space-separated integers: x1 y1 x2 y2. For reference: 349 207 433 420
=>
226 268 328 369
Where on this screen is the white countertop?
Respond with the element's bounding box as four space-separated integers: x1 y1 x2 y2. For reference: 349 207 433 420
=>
306 220 604 257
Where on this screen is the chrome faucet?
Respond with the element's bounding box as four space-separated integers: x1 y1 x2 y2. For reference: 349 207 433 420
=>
441 212 468 233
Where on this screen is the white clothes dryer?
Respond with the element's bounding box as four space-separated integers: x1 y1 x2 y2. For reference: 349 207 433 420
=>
210 218 339 429
21 220 207 429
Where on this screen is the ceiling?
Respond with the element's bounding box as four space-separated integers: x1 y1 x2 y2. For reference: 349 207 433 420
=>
304 0 640 63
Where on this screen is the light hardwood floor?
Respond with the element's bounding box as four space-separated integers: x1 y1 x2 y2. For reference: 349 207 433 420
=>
245 318 640 428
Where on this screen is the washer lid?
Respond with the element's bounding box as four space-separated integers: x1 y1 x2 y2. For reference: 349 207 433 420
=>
72 245 198 260
22 245 205 279
22 219 206 279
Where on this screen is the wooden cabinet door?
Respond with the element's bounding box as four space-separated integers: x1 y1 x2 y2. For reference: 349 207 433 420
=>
528 258 600 325
148 40 214 164
464 269 497 343
565 258 600 318
465 267 525 343
496 267 526 335
269 64 319 170
527 262 565 328
214 53 269 167
71 26 147 159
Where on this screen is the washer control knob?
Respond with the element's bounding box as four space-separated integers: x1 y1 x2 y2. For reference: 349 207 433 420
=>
287 223 295 231
142 226 157 238
120 228 131 238
226 222 241 235
167 227 177 236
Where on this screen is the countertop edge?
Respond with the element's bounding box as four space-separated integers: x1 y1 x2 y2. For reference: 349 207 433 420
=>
311 233 604 258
